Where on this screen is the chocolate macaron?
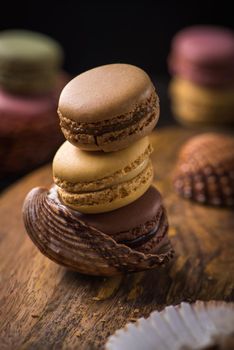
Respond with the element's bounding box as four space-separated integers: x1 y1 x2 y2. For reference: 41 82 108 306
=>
58 64 159 152
23 185 173 275
53 136 153 213
71 186 170 255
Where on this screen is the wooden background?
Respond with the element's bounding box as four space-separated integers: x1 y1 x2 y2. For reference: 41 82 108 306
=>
0 127 233 350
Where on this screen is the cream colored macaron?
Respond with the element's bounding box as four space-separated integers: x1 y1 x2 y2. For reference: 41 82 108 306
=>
53 136 153 213
169 77 234 125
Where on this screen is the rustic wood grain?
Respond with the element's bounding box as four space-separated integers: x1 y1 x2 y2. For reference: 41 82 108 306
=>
0 127 233 350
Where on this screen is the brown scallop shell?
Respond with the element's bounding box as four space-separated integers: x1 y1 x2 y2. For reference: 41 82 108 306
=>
22 187 174 276
173 133 234 206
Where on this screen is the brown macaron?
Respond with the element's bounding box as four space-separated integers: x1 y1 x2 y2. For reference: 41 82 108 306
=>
23 185 174 276
58 63 159 152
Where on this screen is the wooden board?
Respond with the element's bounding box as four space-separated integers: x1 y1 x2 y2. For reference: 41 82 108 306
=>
0 127 233 350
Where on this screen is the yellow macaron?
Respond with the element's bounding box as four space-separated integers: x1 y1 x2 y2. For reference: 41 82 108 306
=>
169 77 234 125
53 136 153 213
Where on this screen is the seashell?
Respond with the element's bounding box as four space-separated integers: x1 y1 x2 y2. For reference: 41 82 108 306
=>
173 133 234 206
22 186 174 276
105 301 234 350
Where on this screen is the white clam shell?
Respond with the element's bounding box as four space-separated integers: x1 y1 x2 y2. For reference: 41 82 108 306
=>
105 301 234 350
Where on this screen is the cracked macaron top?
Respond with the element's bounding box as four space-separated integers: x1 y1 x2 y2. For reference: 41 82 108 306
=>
53 136 153 213
58 63 159 152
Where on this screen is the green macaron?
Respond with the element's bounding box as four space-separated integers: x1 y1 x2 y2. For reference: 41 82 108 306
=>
0 29 64 94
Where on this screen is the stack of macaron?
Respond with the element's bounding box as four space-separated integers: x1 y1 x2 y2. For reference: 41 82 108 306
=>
168 26 234 126
0 29 68 178
23 63 174 276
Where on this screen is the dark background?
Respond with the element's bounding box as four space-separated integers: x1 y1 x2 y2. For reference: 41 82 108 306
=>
1 1 233 78
1 1 233 127
0 1 233 189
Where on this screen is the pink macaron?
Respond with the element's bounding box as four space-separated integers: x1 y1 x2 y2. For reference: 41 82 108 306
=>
168 26 234 87
0 74 68 178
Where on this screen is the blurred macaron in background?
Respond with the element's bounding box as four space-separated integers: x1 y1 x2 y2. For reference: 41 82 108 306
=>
0 29 68 180
168 25 234 127
0 2 233 189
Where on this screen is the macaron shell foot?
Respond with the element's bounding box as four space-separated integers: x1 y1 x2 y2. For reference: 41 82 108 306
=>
64 111 158 152
59 94 159 152
57 161 153 213
61 111 159 152
95 108 159 152
133 210 169 254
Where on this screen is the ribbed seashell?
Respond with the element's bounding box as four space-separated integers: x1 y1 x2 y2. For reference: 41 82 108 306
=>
22 187 174 276
173 133 234 206
105 301 234 350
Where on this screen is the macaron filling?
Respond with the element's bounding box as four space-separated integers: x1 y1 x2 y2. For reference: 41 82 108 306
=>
59 92 158 135
53 136 153 213
54 143 153 192
58 92 159 150
122 225 159 248
118 207 169 254
134 213 170 254
57 160 153 213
